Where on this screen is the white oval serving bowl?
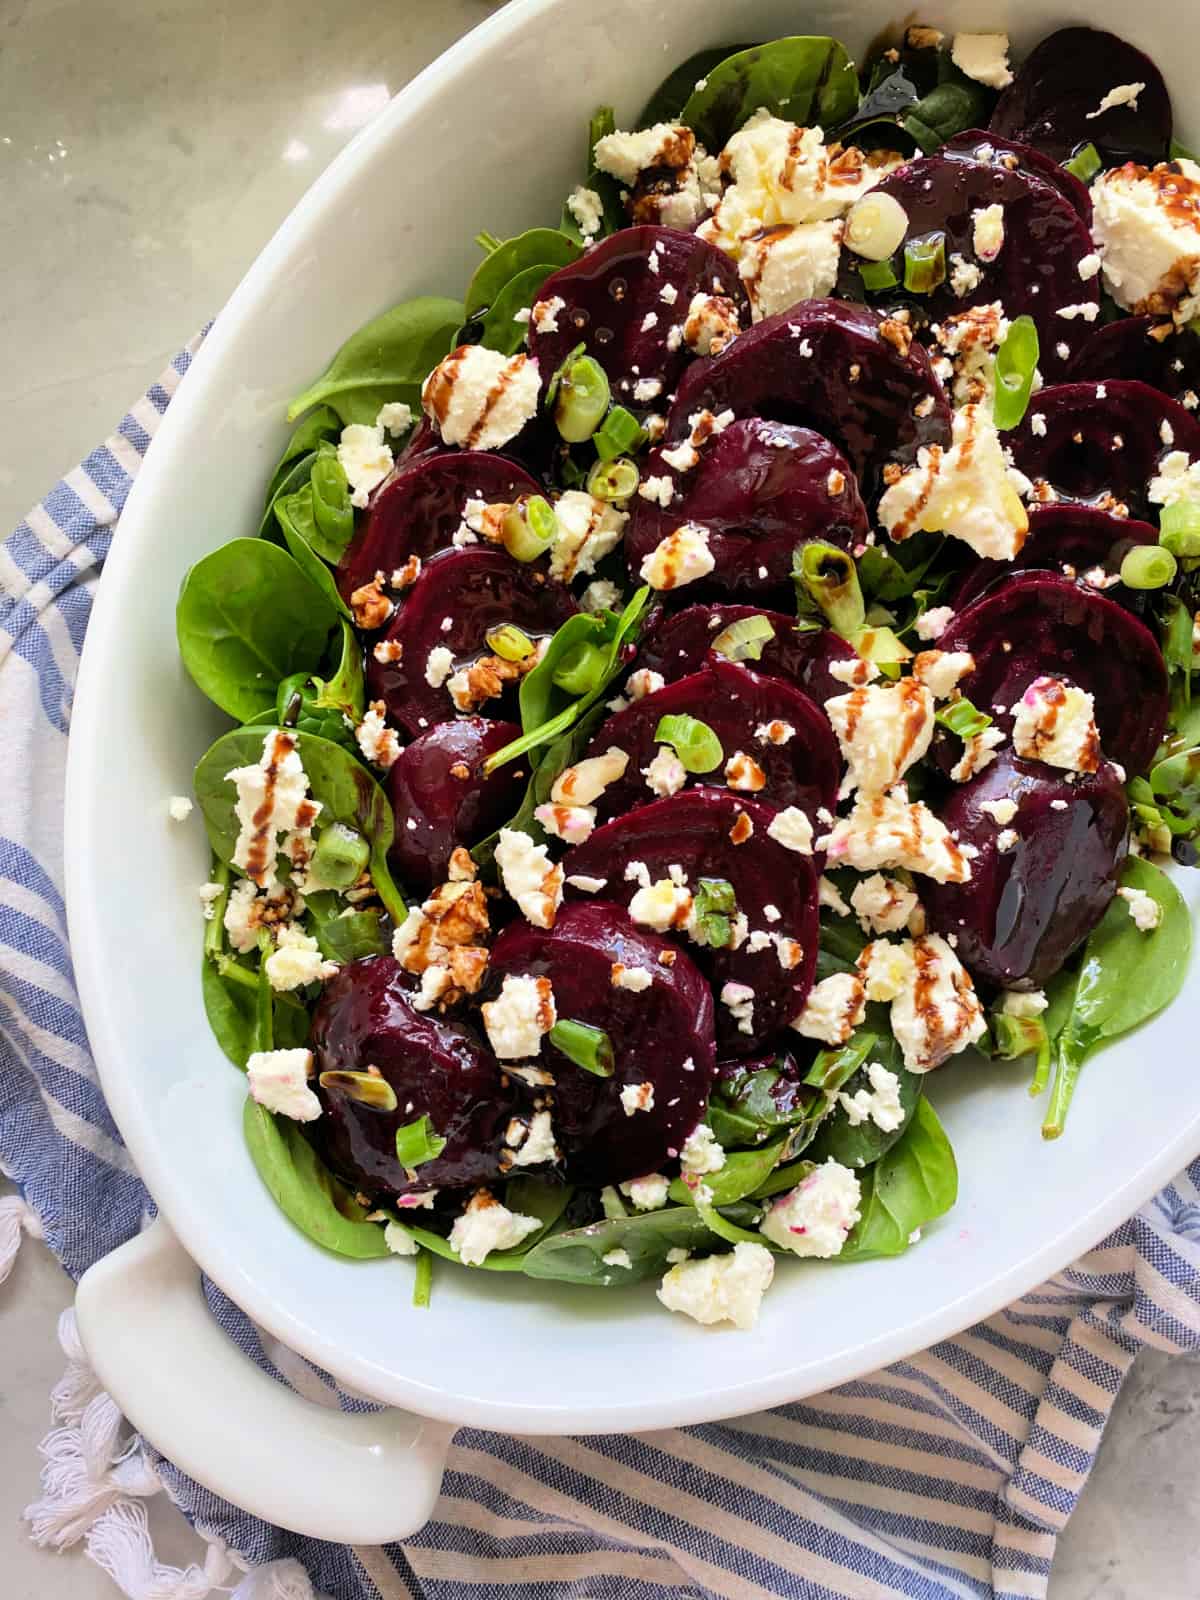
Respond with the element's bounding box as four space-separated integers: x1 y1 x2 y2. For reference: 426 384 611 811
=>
65 0 1200 1539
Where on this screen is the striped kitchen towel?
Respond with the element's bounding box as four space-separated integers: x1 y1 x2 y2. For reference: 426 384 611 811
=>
3 337 1200 1600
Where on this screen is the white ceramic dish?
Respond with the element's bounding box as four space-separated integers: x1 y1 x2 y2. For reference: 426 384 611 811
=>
65 0 1200 1542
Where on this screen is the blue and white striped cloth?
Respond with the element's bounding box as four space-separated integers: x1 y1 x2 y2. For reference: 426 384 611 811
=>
4 338 1200 1600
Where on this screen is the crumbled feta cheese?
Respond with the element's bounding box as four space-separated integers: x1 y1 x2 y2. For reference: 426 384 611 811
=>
510 1109 558 1168
972 203 1005 262
838 1062 905 1132
579 578 623 614
683 291 742 354
566 184 604 238
1056 302 1099 322
376 401 414 437
551 748 629 806
424 645 455 688
949 255 983 297
1092 160 1200 325
355 702 402 771
1000 988 1048 1018
756 719 795 745
858 934 986 1071
791 972 866 1045
495 828 563 928
681 1123 725 1175
620 1080 656 1116
531 295 565 334
819 790 971 883
738 220 845 320
850 872 919 936
760 1160 862 1258
911 650 975 701
264 924 338 992
657 1241 775 1330
594 121 689 183
1087 82 1146 120
916 605 955 641
533 803 596 845
643 745 687 797
1077 253 1102 282
980 797 1018 825
226 731 321 888
628 877 694 933
337 423 393 508
826 679 935 796
602 1248 633 1270
612 962 653 993
383 1221 420 1256
449 1189 541 1265
638 474 675 507
620 1173 670 1210
640 523 715 590
828 656 880 686
1011 676 1100 773
950 32 1013 90
633 377 663 402
168 795 193 822
766 806 814 854
550 490 627 582
724 750 767 792
422 345 540 450
565 874 607 894
720 980 756 1035
198 880 223 920
878 404 1029 560
480 973 556 1058
1149 448 1200 511
1118 884 1163 931
950 725 1007 783
246 1047 321 1122
627 668 665 700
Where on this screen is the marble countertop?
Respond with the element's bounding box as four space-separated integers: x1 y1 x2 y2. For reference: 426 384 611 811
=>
2 2 1198 1593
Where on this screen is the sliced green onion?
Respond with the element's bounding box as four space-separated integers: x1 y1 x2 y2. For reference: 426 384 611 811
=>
412 1248 433 1309
993 314 1040 431
1159 500 1200 558
545 341 585 408
1064 142 1102 183
903 233 946 294
692 877 737 949
486 623 536 662
500 495 557 562
936 698 992 740
654 713 724 774
991 1013 1050 1064
1121 543 1178 590
311 823 371 889
795 542 865 638
586 456 640 501
318 1069 398 1112
394 1114 447 1170
860 258 899 291
554 355 611 443
549 1018 614 1076
712 614 776 662
552 640 606 695
593 405 647 461
474 229 503 253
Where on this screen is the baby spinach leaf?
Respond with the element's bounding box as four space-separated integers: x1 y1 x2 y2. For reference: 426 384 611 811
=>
637 45 757 126
259 451 318 543
668 1136 787 1209
752 1156 817 1202
386 1180 572 1272
464 230 580 319
904 57 990 153
679 37 859 153
243 1100 390 1259
287 296 463 424
305 892 387 962
706 1061 822 1150
806 1035 922 1171
521 1205 730 1285
275 501 354 623
177 539 339 723
201 955 259 1068
837 1097 958 1261
276 620 365 742
477 264 558 356
1044 857 1192 1137
1150 747 1200 836
266 407 341 503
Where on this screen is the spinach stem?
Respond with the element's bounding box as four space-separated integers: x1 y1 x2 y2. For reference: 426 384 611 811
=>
202 860 231 962
412 1248 433 1309
1028 1036 1053 1098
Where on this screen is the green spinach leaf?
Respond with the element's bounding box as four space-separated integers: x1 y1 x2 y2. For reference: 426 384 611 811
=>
287 296 463 424
266 407 341 504
668 1137 787 1208
243 1100 390 1259
679 38 859 153
837 1097 958 1260
387 1178 573 1271
464 230 580 319
305 892 388 962
521 1205 735 1286
637 45 757 126
806 1033 922 1170
476 264 559 356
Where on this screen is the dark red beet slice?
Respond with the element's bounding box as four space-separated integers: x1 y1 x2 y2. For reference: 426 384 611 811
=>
1008 381 1200 518
637 604 859 706
338 451 540 603
664 299 950 491
526 225 748 409
625 418 867 600
564 789 820 1055
486 902 716 1186
990 28 1172 167
1066 318 1200 406
310 955 514 1199
367 547 576 737
939 571 1168 776
923 750 1129 990
940 128 1092 223
950 504 1159 612
583 659 840 829
856 156 1097 380
386 718 526 892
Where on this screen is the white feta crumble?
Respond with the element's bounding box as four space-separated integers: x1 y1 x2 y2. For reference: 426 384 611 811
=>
383 1221 420 1257
167 795 193 822
198 881 223 920
337 422 393 508
1011 677 1100 773
1086 82 1146 119
355 702 402 772
950 32 1013 90
531 295 566 334
612 963 653 993
449 1190 541 1265
657 1241 775 1330
850 873 919 936
246 1047 321 1122
620 1081 656 1116
1077 253 1102 282
980 797 1018 825
495 828 563 928
1117 885 1163 931
838 1062 905 1132
765 806 814 854
950 725 1007 783
565 874 608 894
424 645 455 688
580 578 623 614
972 203 1005 262
720 981 756 1036
551 748 629 806
826 679 936 796
638 474 676 507
640 523 715 590
1000 988 1049 1018
820 790 970 884
510 1109 558 1168
566 184 604 238
681 1123 725 1176
915 606 955 641
421 345 540 450
226 730 320 888
550 490 628 582
949 255 983 297
760 1160 862 1258
264 924 338 992
534 803 596 845
602 1248 633 1270
791 972 866 1046
828 656 880 686
481 973 556 1059
858 934 986 1071
1091 160 1200 324
641 746 688 800
911 650 975 701
1056 302 1099 322
878 404 1029 560
376 401 414 437
620 1173 670 1211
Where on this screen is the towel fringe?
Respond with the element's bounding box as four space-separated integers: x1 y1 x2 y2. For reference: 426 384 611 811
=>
0 1191 44 1284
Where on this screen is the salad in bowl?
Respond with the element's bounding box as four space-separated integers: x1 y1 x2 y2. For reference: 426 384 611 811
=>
176 20 1199 1332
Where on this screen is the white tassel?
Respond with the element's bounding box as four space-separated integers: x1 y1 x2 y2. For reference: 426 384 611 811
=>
86 1499 235 1598
230 1559 326 1600
0 1192 44 1284
51 1306 104 1423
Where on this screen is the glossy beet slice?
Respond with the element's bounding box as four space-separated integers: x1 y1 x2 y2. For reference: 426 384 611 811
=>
310 955 514 1199
584 659 841 828
855 156 1097 380
1066 317 1200 405
626 418 867 600
990 27 1171 167
924 750 1129 990
664 299 950 491
637 604 859 706
487 902 716 1186
387 718 526 892
527 226 748 408
939 571 1168 776
940 128 1092 223
367 547 577 736
1008 381 1200 518
564 790 820 1055
338 451 540 603
950 504 1159 612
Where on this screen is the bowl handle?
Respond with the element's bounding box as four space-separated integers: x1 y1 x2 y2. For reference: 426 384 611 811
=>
75 1217 452 1542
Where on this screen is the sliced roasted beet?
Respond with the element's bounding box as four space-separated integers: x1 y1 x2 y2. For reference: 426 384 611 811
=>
564 789 819 1054
851 156 1097 380
366 548 576 736
625 418 867 601
486 902 715 1186
940 128 1092 223
310 955 514 1199
636 604 859 706
950 504 1159 612
1066 317 1200 405
386 718 526 892
990 27 1171 167
583 659 840 828
526 226 748 408
923 750 1129 989
338 451 540 603
1008 381 1200 518
939 571 1168 776
664 299 950 491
